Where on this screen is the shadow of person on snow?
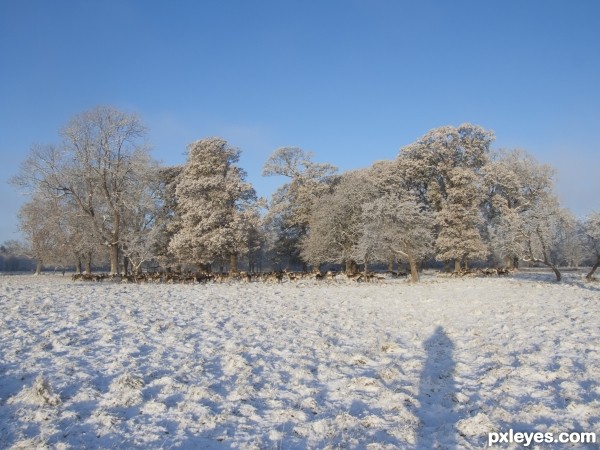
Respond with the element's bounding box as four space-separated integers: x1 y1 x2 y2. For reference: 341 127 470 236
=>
415 326 461 449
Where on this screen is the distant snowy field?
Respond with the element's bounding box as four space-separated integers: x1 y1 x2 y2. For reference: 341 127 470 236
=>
0 272 598 449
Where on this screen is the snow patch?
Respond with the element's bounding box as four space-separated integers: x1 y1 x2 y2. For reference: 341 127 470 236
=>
8 375 61 407
0 272 598 449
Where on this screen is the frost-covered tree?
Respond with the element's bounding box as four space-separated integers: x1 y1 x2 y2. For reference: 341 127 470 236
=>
582 212 600 280
150 165 183 268
263 147 338 269
481 149 570 281
300 169 375 272
18 194 64 274
244 211 267 273
521 196 571 281
358 194 434 282
68 212 105 274
12 106 153 274
435 167 488 270
262 188 302 269
119 163 162 274
554 215 585 268
168 137 258 272
487 206 520 268
397 124 494 207
396 124 494 268
483 149 556 268
121 223 160 275
19 189 104 274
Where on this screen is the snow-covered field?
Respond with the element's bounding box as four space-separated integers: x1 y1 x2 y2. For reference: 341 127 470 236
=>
0 272 598 449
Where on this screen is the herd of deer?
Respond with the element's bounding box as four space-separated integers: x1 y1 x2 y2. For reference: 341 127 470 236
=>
439 267 513 277
71 267 512 284
70 269 395 284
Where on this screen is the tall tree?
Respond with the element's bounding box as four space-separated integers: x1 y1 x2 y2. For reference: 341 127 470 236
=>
396 124 494 268
263 147 337 269
483 149 556 268
300 169 376 272
12 106 153 274
168 137 257 272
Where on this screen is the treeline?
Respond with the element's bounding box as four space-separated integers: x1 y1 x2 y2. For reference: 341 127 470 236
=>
0 241 36 272
11 106 600 281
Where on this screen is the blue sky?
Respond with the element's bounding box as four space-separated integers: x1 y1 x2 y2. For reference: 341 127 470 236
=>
1 0 599 244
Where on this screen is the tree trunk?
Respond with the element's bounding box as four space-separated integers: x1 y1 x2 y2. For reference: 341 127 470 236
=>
75 256 82 275
526 252 562 282
550 265 562 282
35 259 42 275
123 256 131 276
229 253 238 274
526 258 561 281
109 241 119 275
444 260 450 273
531 232 561 281
586 256 600 281
345 259 357 274
454 259 461 272
388 258 394 273
85 252 92 274
408 256 419 282
132 259 140 275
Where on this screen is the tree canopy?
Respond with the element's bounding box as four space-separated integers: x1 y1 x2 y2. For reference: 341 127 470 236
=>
11 109 596 282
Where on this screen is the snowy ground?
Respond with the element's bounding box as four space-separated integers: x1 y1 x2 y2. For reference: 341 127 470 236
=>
0 271 598 449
